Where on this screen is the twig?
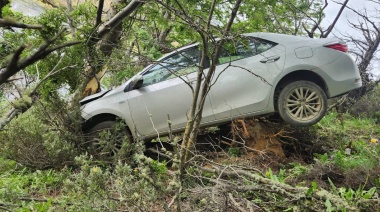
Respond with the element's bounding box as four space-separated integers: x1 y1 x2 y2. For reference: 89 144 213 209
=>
228 193 246 212
145 105 164 148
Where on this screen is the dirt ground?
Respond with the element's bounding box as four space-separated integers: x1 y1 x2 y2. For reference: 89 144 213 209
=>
193 116 379 190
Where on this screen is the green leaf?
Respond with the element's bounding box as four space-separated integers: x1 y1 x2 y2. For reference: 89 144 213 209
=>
363 187 377 199
306 181 317 196
328 178 338 195
325 199 333 212
345 188 354 201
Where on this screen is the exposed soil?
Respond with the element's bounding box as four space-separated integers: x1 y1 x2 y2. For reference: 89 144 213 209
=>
194 116 320 171
193 116 379 190
146 115 379 191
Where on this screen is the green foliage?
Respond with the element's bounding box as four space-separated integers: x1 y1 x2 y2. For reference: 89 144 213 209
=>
1 3 24 20
37 8 66 38
227 147 241 157
0 145 173 211
306 181 317 197
325 199 334 212
0 7 85 99
1 0 379 211
333 145 377 171
314 153 329 163
265 168 286 183
234 0 326 35
70 1 97 38
348 85 380 121
328 178 378 209
0 96 82 169
61 152 172 210
11 94 32 112
0 165 67 203
287 162 308 178
313 113 380 171
150 160 168 176
0 158 17 172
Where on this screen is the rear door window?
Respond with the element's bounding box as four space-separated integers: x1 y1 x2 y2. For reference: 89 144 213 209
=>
218 37 277 65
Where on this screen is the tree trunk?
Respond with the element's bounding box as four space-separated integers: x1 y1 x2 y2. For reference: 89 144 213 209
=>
81 0 143 97
180 0 243 171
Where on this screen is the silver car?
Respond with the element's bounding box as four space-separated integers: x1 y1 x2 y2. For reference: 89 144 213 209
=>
81 32 362 139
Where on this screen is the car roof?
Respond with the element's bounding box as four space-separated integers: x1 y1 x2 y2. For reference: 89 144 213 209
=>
244 32 310 44
150 32 338 69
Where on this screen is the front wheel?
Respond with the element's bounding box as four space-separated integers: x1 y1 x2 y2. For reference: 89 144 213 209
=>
277 81 327 126
84 120 132 161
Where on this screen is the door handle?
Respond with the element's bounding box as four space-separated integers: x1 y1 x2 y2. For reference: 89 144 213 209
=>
260 55 280 63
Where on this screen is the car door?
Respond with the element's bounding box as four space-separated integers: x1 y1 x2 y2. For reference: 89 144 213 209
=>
209 36 285 120
125 46 214 137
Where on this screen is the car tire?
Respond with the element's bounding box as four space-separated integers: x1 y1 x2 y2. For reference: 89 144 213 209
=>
277 80 327 126
84 120 132 161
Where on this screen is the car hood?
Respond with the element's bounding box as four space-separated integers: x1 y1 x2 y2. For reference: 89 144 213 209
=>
80 89 111 105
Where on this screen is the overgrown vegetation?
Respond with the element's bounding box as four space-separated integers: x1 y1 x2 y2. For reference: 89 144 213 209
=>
1 0 380 211
0 88 380 210
0 97 82 169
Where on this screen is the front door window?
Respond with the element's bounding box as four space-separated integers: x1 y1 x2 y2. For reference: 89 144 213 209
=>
142 47 200 86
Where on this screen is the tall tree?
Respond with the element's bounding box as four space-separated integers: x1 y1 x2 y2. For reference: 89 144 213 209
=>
338 3 380 109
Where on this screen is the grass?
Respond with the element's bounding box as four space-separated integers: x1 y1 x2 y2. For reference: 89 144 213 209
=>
0 159 68 211
313 112 380 170
315 112 379 149
0 112 379 211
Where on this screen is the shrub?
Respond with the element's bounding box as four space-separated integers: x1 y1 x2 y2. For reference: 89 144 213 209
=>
0 98 82 169
348 85 380 120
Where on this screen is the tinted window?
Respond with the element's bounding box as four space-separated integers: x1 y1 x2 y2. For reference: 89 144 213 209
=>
142 47 199 86
218 37 277 65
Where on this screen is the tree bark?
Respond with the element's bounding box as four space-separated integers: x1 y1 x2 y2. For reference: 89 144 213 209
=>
0 18 43 29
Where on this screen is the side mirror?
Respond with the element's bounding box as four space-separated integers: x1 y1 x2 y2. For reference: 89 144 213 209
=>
124 75 143 92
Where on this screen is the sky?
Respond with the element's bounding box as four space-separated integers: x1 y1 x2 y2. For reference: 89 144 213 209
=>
324 0 377 36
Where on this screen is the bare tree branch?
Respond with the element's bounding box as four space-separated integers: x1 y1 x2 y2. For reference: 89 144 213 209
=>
0 18 43 29
94 0 144 43
95 0 105 27
322 0 349 38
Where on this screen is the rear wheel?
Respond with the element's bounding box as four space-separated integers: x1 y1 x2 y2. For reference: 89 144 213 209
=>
84 120 132 161
277 80 327 126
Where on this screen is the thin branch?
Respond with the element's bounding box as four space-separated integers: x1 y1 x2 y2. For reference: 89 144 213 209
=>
95 0 105 27
322 0 349 38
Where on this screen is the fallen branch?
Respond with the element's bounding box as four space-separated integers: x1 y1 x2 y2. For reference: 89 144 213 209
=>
197 166 359 211
228 193 246 212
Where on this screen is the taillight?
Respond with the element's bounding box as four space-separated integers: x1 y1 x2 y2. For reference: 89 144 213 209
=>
324 43 348 53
